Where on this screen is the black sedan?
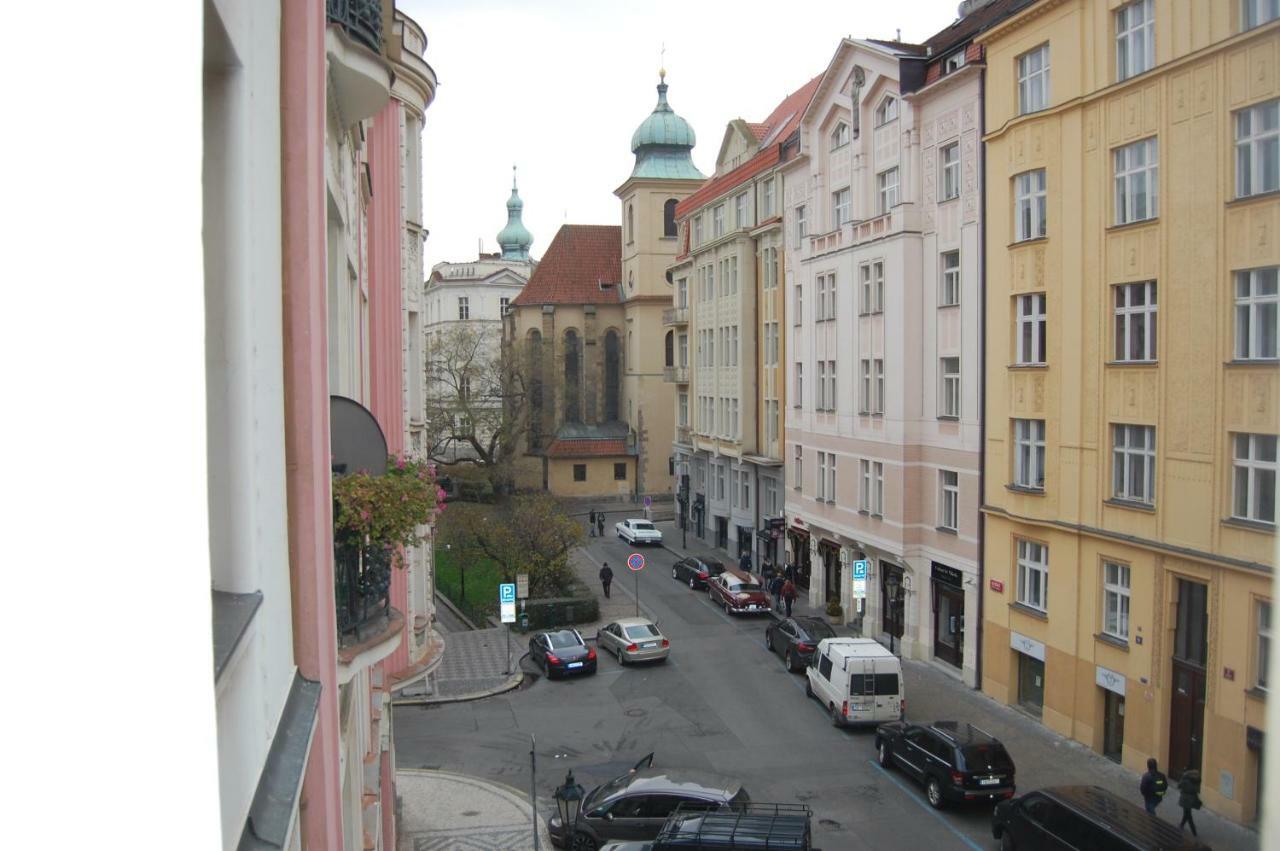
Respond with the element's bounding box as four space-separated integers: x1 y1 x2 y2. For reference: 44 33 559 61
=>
670 555 727 590
529 629 596 679
765 616 835 671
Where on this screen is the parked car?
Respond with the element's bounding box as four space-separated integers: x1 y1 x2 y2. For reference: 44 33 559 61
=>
598 618 670 665
617 518 663 545
547 767 750 850
706 570 771 615
671 555 726 590
529 629 596 679
765 617 836 672
875 720 1015 809
804 637 904 726
595 802 813 851
992 785 1213 851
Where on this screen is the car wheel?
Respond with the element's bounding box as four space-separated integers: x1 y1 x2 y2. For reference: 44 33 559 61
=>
689 577 697 589
785 649 796 671
617 647 627 666
765 631 774 651
877 740 892 768
999 830 1016 851
571 833 599 851
830 703 842 727
926 777 944 809
543 660 555 680
805 677 814 698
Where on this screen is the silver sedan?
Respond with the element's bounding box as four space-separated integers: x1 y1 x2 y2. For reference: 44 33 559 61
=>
596 618 670 665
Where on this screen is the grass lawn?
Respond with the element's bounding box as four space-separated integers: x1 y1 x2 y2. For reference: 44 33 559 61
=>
435 548 503 622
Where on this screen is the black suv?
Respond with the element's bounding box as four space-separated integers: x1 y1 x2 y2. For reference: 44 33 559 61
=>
875 721 1015 808
992 786 1212 851
599 802 814 851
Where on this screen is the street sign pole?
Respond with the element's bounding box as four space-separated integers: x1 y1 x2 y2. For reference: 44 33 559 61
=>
635 571 639 618
626 553 646 618
530 733 540 851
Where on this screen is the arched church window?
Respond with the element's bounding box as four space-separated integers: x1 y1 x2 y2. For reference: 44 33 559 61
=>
627 203 635 244
527 329 544 449
563 329 581 423
604 330 621 422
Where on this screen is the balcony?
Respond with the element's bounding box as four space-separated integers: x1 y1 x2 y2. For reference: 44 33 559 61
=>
663 306 689 326
326 0 393 127
675 425 692 447
664 365 689 384
335 541 404 683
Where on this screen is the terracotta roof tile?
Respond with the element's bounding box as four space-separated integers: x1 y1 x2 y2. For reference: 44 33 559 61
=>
545 438 631 458
510 225 621 307
746 122 770 141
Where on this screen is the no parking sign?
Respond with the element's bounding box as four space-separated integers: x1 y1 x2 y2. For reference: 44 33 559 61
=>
627 552 646 572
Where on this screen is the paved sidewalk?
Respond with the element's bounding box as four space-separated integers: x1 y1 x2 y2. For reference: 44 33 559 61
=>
397 769 551 851
395 594 524 705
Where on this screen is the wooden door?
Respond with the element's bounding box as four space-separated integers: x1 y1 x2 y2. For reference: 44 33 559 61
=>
1169 659 1206 778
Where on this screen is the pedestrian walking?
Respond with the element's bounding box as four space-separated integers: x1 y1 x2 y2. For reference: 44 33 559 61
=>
599 562 614 599
784 561 795 583
739 550 752 575
588 509 597 537
597 513 605 538
1139 758 1169 815
782 579 797 617
769 574 784 610
1177 768 1202 836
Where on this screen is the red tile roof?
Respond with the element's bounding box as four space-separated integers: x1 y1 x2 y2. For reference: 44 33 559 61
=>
675 74 823 220
510 224 622 307
545 438 631 458
745 122 769 141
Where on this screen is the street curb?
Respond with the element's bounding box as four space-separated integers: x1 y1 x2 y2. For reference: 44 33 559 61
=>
392 664 526 706
435 590 481 631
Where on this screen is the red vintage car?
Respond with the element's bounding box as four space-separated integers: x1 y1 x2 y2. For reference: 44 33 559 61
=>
707 569 771 615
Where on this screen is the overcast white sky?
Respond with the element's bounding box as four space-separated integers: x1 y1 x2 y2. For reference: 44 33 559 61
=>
399 0 965 272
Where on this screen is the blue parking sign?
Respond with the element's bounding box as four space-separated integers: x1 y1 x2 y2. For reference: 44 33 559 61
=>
499 583 516 603
852 560 869 579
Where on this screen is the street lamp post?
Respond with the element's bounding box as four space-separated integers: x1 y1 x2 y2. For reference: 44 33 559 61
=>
553 770 584 851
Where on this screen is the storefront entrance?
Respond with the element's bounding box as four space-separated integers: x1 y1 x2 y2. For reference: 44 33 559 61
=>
880 563 905 643
786 527 811 589
1017 652 1045 717
818 540 840 604
930 563 964 668
715 515 728 550
737 526 753 563
1103 690 1125 763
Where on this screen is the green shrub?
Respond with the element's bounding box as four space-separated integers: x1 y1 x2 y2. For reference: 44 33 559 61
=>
825 600 844 619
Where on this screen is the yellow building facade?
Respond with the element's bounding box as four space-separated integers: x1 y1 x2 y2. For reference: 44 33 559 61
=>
980 1 1276 823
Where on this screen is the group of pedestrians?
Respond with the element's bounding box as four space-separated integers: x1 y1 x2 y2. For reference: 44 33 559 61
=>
1140 757 1202 837
587 509 605 538
765 563 798 617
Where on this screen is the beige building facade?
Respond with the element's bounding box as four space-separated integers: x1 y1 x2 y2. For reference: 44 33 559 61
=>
979 0 1277 823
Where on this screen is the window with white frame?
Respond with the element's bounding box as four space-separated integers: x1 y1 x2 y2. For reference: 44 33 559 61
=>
457 296 470 320
499 296 509 314
1102 561 1131 640
1016 539 1049 611
860 264 872 314
940 470 959 531
764 247 778 289
833 188 852 228
794 283 803 325
875 96 898 126
817 452 828 500
944 51 966 74
1013 418 1046 489
860 359 871 414
940 357 961 417
1016 293 1047 364
1258 600 1272 690
794 444 804 490
730 398 739 438
713 204 725 237
716 462 726 500
874 461 884 513
741 470 751 509
794 362 803 407
1243 0 1280 30
1112 423 1156 504
707 263 715 300
874 359 885 414
693 214 704 246
831 122 850 149
1233 433 1277 524
827 454 837 503
735 192 749 229
940 251 961 306
816 361 827 410
1114 281 1157 361
860 459 871 510
1236 99 1280 198
877 168 900 215
1017 44 1050 114
940 143 960 201
795 205 807 248
679 392 688 426
766 400 779 445
678 333 688 367
1014 169 1047 241
730 258 738 295
1115 0 1154 82
827 360 837 411
762 178 776 217
763 475 778 516
860 262 884 314
1114 137 1158 224
1235 267 1279 359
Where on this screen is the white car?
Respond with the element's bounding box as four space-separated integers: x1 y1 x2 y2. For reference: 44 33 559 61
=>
615 518 663 545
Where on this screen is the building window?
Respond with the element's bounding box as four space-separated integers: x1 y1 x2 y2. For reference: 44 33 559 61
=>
735 192 750 229
817 272 836 320
833 188 851 228
874 359 885 414
944 51 966 74
573 464 587 482
794 284 803 325
457 296 470 320
1235 267 1279 359
1115 0 1154 81
795 205 807 248
875 96 898 126
1114 138 1158 224
762 178 776 218
1102 561 1131 640
940 251 961 306
1112 424 1156 504
1236 99 1280 198
860 359 871 414
664 198 678 237
614 462 627 481
827 454 836 502
1016 539 1049 612
1016 293 1047 364
1014 169 1047 241
1114 281 1157 361
741 471 751 510
713 204 725 238
716 463 726 500
794 362 803 407
877 168 900 215
693 214 704 246
940 143 960 201
1258 601 1272 690
1243 0 1280 30
458 375 471 401
940 470 959 531
860 460 884 514
831 122 850 149
794 444 804 490
1014 419 1046 489
1017 44 1050 114
860 262 884 314
499 296 510 315
679 392 688 426
626 203 634 244
764 247 778 290
816 361 826 410
817 452 828 500
1233 433 1277 524
940 357 961 418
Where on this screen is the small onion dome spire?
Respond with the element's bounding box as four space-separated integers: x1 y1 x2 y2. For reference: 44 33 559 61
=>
497 165 533 261
628 72 703 181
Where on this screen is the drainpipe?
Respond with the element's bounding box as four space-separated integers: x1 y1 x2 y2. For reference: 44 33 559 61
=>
975 65 987 692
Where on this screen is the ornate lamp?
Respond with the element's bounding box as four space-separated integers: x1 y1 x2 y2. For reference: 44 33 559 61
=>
553 770 585 848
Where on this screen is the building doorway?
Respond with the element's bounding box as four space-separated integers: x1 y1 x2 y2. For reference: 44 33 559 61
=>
881 563 905 643
1017 652 1045 717
931 563 964 668
737 526 753 565
715 516 728 550
1103 690 1125 763
787 527 811 589
819 540 840 603
1169 578 1208 779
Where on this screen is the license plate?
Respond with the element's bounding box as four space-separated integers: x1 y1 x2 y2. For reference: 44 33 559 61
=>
979 778 1000 786
643 642 658 649
567 662 583 669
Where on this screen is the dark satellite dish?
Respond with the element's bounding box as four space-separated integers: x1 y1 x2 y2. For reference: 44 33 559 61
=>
330 395 388 476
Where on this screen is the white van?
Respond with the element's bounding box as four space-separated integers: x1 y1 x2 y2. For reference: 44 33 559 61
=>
805 637 905 727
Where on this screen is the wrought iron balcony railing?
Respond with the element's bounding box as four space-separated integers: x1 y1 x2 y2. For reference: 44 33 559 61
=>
327 0 383 53
334 540 392 643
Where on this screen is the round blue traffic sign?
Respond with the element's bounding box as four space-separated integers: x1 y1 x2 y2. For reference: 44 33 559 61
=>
626 553 646 572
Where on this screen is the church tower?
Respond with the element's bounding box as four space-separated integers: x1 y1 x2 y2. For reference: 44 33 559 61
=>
496 166 534 261
614 71 705 495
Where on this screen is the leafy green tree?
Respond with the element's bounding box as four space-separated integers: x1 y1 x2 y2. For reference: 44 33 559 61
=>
439 494 582 597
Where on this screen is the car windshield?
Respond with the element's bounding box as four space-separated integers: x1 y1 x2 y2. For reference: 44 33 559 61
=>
624 624 661 639
796 619 835 640
702 560 725 573
733 583 763 592
632 521 655 531
961 744 1014 772
547 631 582 649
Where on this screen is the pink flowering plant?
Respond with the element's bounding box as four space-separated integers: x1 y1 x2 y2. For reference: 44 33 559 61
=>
332 455 444 569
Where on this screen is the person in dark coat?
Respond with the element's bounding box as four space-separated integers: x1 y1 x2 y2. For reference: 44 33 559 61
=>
1177 768 1201 836
739 550 752 574
599 563 614 598
781 579 797 617
588 509 597 537
769 574 784 610
597 513 605 537
1139 758 1169 815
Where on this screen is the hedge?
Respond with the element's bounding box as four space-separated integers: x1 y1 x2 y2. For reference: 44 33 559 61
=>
519 577 599 630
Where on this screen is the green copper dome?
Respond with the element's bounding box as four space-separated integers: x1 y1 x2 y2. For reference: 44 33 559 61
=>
497 167 533 261
629 75 704 181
